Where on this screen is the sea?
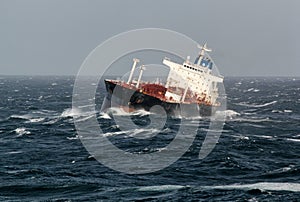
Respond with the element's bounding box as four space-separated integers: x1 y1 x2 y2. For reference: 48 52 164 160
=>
0 76 299 201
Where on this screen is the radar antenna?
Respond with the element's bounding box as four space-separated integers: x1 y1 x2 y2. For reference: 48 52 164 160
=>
195 43 212 66
197 42 211 56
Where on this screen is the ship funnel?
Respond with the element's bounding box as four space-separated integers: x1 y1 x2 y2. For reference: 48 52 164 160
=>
127 58 140 84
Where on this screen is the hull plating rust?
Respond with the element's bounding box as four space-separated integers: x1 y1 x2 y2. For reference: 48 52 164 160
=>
103 80 214 117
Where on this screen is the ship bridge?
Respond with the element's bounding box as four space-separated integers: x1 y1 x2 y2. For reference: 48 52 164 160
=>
163 43 223 105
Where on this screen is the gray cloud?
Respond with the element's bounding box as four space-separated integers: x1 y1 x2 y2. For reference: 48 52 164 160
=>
0 0 299 76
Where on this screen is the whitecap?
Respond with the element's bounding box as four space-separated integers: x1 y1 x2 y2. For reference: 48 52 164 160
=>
129 128 160 139
102 130 127 137
106 107 129 116
10 114 31 120
138 185 187 192
131 109 152 116
5 151 23 154
102 128 161 139
204 182 300 192
267 165 295 175
232 117 271 123
67 135 80 140
26 117 45 123
99 113 112 119
105 107 152 117
245 88 258 92
240 136 250 140
216 110 240 120
286 138 300 143
78 104 96 109
272 110 283 113
237 101 277 108
60 108 84 118
75 114 94 122
43 118 59 125
255 135 273 139
15 127 31 136
225 110 240 118
7 169 29 174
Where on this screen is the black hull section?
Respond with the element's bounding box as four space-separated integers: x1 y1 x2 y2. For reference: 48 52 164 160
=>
102 80 213 117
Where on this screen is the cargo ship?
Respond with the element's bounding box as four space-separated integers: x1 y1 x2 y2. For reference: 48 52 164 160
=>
102 43 224 116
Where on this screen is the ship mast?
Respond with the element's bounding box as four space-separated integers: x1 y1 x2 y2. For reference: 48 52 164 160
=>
127 58 140 84
195 43 211 66
136 65 145 88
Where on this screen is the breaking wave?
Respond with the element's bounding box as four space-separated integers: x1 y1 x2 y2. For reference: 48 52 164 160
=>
106 107 152 117
204 182 300 192
138 185 187 192
14 127 31 136
60 108 83 118
236 100 277 108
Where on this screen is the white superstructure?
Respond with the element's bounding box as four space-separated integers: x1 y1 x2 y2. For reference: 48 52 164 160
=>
163 43 223 105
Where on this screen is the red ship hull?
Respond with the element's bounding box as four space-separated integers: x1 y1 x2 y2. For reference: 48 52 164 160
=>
102 80 214 117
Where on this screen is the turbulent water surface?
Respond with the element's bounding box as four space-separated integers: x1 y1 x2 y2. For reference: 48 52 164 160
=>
0 76 299 201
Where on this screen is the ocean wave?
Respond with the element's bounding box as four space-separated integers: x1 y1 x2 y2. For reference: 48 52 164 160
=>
138 182 300 193
229 117 272 123
78 104 96 109
102 130 127 137
215 110 240 120
236 100 277 108
9 110 59 124
106 107 130 116
253 135 274 139
14 127 31 136
272 109 293 113
106 107 152 117
5 151 23 155
129 128 161 139
75 114 95 122
99 113 112 119
42 118 59 125
101 128 162 138
244 88 260 92
9 114 32 120
266 165 296 175
60 108 83 118
224 110 240 119
25 117 45 123
204 182 300 192
67 135 80 140
286 138 300 143
138 185 188 192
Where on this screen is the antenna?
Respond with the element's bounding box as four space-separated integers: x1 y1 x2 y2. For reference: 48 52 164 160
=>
195 43 212 66
197 43 212 53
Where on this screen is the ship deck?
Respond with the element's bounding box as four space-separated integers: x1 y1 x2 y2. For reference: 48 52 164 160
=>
106 79 215 106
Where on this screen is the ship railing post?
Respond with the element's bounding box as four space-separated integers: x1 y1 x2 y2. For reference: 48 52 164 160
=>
127 58 140 84
136 65 145 89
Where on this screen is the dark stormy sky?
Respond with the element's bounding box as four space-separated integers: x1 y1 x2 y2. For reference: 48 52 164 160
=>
0 0 299 76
